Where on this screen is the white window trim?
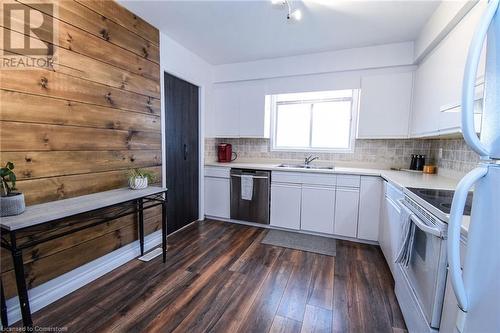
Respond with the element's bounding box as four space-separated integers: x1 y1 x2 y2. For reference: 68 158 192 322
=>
270 90 359 153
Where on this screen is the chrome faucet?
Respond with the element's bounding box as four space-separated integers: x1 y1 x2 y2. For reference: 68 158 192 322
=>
304 155 319 166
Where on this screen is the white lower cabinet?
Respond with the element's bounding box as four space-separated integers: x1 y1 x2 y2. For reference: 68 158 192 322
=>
270 183 302 230
334 187 360 238
204 177 230 218
379 181 404 275
357 177 382 241
300 185 335 234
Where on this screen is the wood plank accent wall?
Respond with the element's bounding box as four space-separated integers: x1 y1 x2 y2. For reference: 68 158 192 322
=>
0 0 161 298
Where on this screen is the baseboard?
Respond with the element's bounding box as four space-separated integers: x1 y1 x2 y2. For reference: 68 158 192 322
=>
6 230 162 325
205 215 379 245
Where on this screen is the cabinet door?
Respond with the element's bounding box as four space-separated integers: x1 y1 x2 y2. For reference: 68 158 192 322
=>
212 84 239 137
357 71 413 139
334 187 360 238
379 193 391 268
386 196 403 270
358 177 382 241
411 3 485 137
238 81 269 138
204 177 230 218
300 185 335 234
270 183 301 230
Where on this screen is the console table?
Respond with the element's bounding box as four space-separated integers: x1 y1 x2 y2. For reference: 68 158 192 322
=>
0 186 168 328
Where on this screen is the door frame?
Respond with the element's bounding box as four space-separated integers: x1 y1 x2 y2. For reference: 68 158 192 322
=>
161 70 205 221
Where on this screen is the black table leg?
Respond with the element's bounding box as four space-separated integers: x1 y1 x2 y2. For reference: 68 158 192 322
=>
162 199 167 263
10 233 32 327
138 198 144 256
1 279 8 327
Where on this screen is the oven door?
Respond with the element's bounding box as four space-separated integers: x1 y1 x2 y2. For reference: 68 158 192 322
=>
399 204 448 328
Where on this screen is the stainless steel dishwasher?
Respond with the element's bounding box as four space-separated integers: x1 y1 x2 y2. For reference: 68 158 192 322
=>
230 168 270 224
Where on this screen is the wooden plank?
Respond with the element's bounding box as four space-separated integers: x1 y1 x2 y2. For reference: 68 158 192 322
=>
54 47 160 98
1 216 161 298
11 222 406 331
276 250 317 322
307 255 335 310
75 0 159 46
237 251 294 333
1 9 160 81
0 121 161 152
109 227 260 333
0 206 162 273
300 304 333 333
3 27 160 98
14 166 161 205
0 150 161 180
0 91 161 131
0 69 161 115
269 315 303 333
17 0 160 64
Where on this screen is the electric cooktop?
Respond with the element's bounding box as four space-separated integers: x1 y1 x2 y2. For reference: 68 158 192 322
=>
406 187 474 216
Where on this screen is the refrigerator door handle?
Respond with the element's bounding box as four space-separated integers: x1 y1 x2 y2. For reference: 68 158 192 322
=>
447 166 488 312
461 0 499 157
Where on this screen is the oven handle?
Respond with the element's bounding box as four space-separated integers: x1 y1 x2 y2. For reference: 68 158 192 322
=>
399 199 443 238
448 166 487 313
230 174 269 180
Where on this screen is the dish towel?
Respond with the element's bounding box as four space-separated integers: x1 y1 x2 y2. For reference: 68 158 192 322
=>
241 175 253 201
395 204 416 267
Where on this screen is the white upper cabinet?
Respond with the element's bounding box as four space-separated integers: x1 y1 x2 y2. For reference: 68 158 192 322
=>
238 80 270 138
411 2 486 138
212 84 240 137
357 71 413 139
210 81 269 138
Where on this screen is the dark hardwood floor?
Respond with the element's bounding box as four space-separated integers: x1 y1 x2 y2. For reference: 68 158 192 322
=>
19 220 407 332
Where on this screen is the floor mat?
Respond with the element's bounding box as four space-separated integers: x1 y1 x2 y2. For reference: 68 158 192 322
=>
261 229 336 256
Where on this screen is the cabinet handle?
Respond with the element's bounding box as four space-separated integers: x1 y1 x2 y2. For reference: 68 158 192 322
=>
183 144 187 160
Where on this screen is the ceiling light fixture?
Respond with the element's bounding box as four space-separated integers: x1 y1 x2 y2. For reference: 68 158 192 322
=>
271 0 302 22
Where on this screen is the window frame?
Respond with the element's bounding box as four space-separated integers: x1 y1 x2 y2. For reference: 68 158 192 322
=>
270 89 359 153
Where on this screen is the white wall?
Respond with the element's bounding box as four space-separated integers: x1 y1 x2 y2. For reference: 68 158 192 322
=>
213 42 414 83
206 42 417 137
160 33 214 219
414 0 478 63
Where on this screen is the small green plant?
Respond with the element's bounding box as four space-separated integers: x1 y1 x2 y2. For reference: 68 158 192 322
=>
128 168 155 183
0 162 18 196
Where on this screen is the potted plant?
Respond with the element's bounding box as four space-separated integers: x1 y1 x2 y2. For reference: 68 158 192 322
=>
0 162 25 217
128 168 155 190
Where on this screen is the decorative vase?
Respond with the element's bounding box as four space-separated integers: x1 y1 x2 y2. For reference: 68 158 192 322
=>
129 176 148 190
0 193 26 217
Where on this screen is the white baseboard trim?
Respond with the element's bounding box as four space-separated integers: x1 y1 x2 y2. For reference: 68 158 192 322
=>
205 215 378 246
6 230 162 325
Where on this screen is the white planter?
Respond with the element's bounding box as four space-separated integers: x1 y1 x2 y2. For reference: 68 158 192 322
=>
129 177 148 190
0 193 26 217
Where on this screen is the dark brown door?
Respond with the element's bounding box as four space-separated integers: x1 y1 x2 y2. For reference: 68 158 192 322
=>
164 72 199 234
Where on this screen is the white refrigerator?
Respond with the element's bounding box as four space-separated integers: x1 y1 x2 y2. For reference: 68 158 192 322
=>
447 0 500 332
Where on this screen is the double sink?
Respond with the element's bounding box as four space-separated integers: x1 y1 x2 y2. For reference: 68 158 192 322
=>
277 163 335 170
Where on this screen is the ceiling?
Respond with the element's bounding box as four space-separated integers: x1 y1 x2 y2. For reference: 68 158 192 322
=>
119 0 440 65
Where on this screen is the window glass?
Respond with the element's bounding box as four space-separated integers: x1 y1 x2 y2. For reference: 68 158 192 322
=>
270 89 357 151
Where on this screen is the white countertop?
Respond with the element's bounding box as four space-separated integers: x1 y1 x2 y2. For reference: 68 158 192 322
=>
205 160 460 190
205 160 469 234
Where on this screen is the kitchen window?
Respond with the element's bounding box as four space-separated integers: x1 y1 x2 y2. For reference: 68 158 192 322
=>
270 89 359 152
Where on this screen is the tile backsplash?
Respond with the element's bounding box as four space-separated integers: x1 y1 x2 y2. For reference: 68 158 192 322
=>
205 137 480 176
429 139 480 174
